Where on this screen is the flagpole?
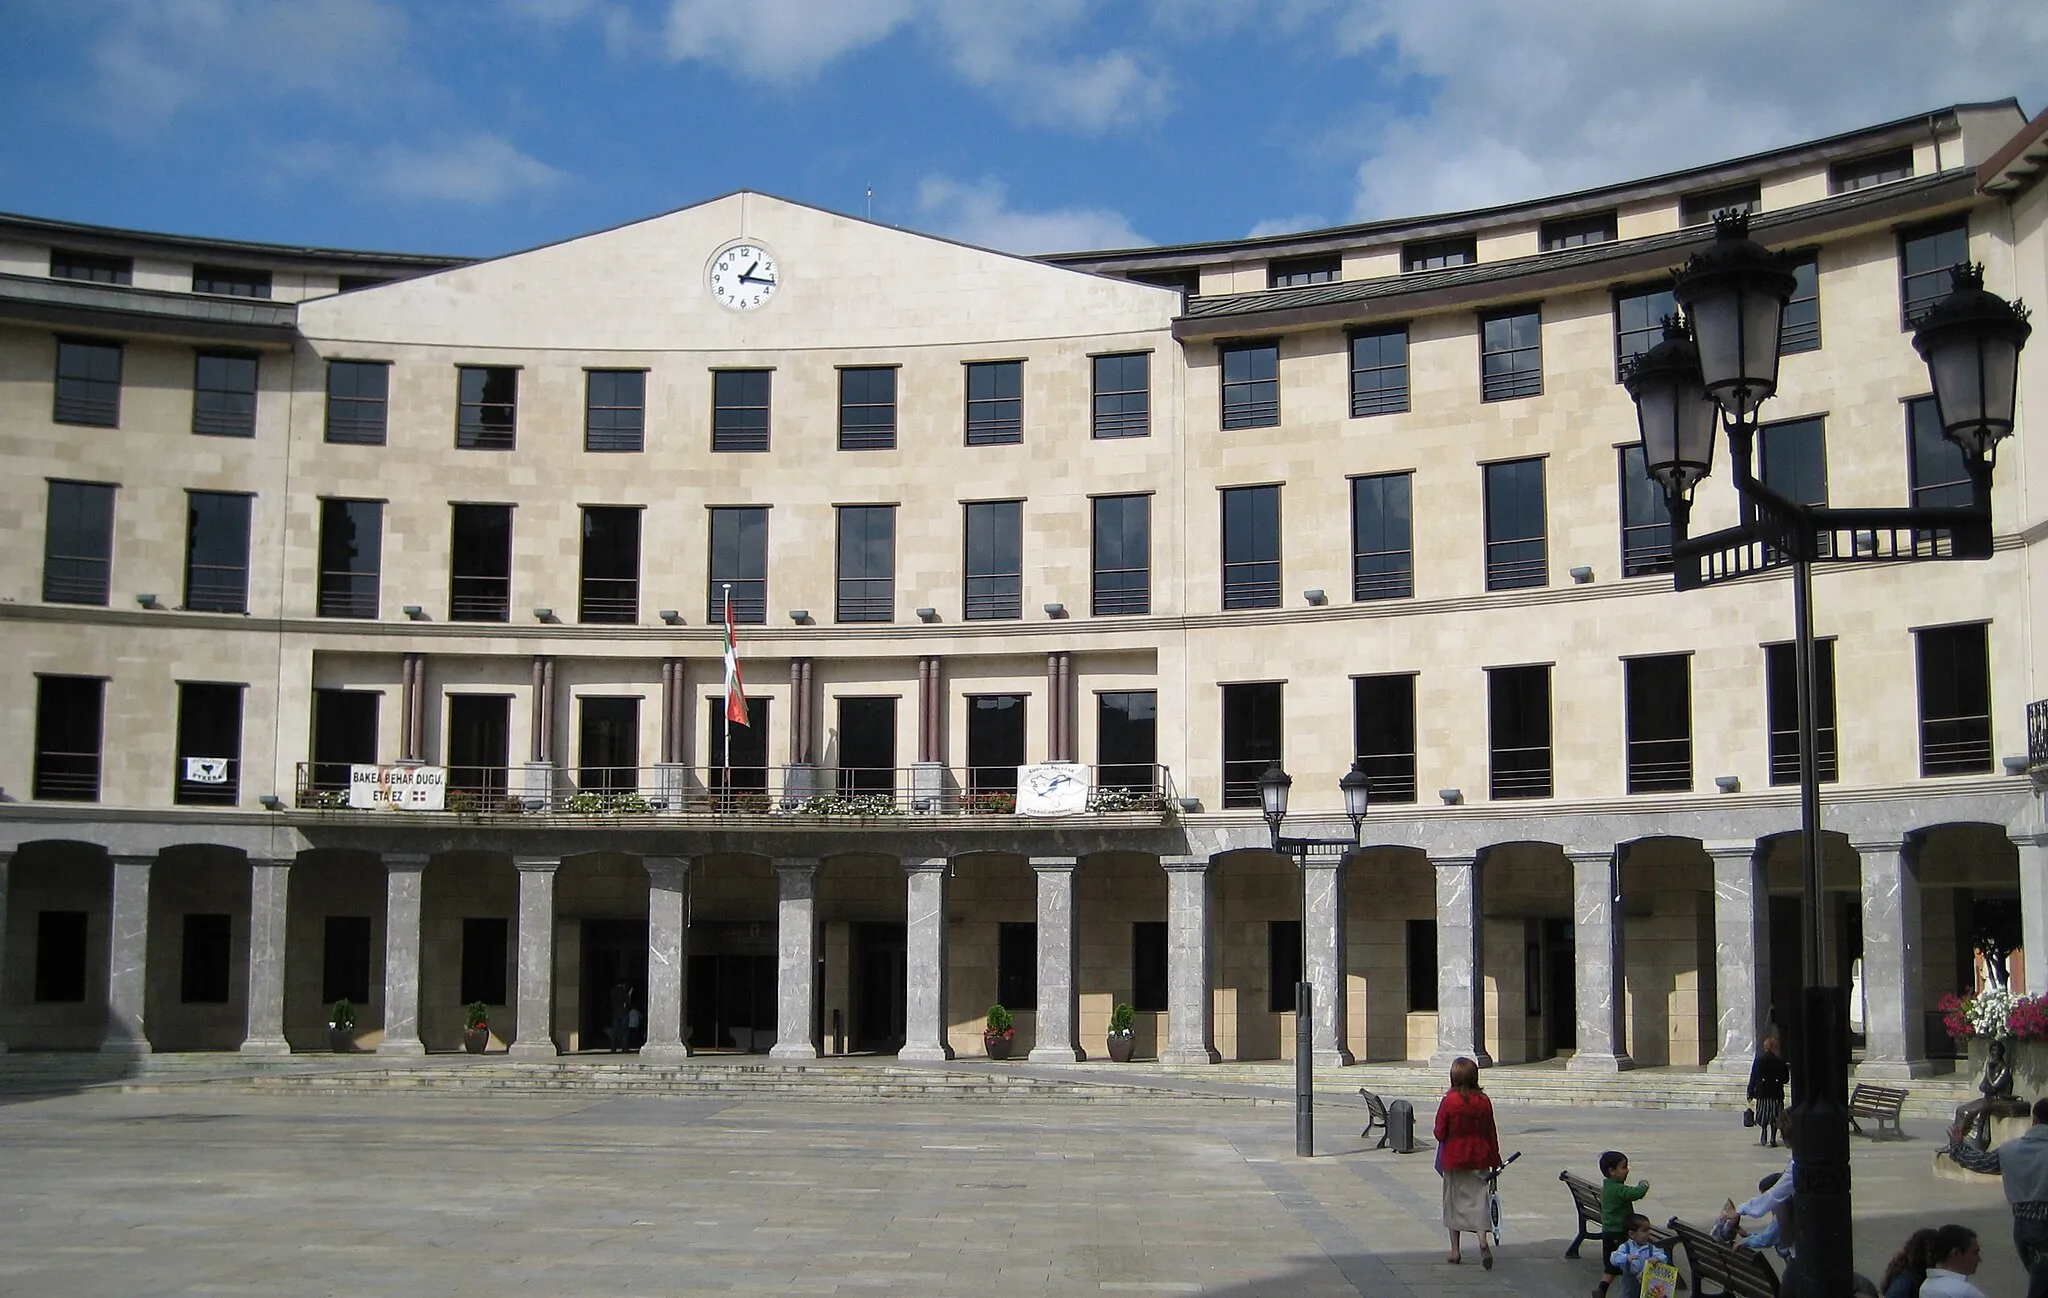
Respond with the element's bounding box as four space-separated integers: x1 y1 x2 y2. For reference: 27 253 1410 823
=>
722 583 733 794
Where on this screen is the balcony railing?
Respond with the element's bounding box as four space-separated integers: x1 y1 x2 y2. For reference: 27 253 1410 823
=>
2030 699 2048 774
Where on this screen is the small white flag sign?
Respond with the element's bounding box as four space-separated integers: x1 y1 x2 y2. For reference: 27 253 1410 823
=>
183 757 229 785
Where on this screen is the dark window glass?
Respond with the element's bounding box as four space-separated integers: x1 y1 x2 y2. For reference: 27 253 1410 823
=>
1350 472 1412 600
967 694 1026 795
964 500 1023 621
316 499 381 618
1221 681 1282 809
709 506 768 624
839 367 897 450
1403 237 1474 272
457 366 517 450
321 916 373 1004
33 675 104 801
1615 285 1679 379
585 370 645 453
184 491 252 613
1541 212 1617 250
1917 623 1992 776
1619 446 1672 578
180 914 232 1003
43 480 114 605
1901 219 1969 327
1765 640 1839 785
175 681 244 806
51 249 131 284
836 697 896 796
1098 691 1158 792
337 275 390 293
1680 182 1760 227
1781 257 1820 354
1133 921 1168 1013
1127 267 1200 300
1625 655 1692 793
998 922 1037 1010
1484 459 1547 590
578 696 638 794
1221 485 1281 609
1220 342 1279 429
35 911 89 1002
1829 148 1912 194
1354 674 1417 804
965 361 1023 445
54 338 122 426
1406 919 1438 1011
1349 326 1409 416
447 695 511 806
324 360 389 445
579 506 640 624
1481 307 1542 401
1091 494 1150 615
1268 255 1338 288
449 503 512 623
1488 665 1552 799
311 689 378 793
192 264 272 298
1759 417 1828 506
461 917 509 1006
192 352 258 437
713 369 771 452
1908 395 1973 508
1268 920 1303 1012
708 699 771 799
1092 353 1150 438
835 505 895 622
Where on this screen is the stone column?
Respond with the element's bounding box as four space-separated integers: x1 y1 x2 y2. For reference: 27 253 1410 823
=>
1566 847 1634 1072
0 851 11 1053
1028 857 1082 1062
770 859 819 1059
509 857 559 1058
240 858 293 1056
900 857 953 1061
2017 835 2048 999
102 854 153 1053
1431 854 1489 1068
1857 836 1932 1080
1161 856 1219 1065
377 853 428 1056
1708 840 1770 1073
643 856 690 1061
1304 856 1353 1067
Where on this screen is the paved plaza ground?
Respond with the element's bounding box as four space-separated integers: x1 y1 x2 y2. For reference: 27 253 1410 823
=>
0 1073 2026 1297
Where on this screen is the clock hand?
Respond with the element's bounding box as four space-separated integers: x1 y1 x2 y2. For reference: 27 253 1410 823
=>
739 270 777 286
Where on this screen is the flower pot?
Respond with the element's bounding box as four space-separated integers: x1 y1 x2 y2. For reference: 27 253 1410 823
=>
985 1033 1013 1060
1108 1035 1137 1063
329 1028 355 1054
462 1027 490 1054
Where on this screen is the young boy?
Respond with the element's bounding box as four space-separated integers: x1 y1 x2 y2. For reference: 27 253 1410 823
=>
1596 1150 1651 1298
1609 1214 1670 1298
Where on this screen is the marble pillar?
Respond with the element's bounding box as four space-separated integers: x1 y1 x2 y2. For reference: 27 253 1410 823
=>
378 854 428 1055
101 854 153 1054
2017 835 2048 999
1857 837 1933 1080
1708 841 1770 1073
900 857 953 1061
1566 848 1634 1072
0 851 11 1053
1161 856 1219 1065
240 858 293 1056
1028 857 1082 1062
509 857 559 1058
1431 854 1489 1068
1304 857 1353 1067
643 856 690 1061
770 859 819 1059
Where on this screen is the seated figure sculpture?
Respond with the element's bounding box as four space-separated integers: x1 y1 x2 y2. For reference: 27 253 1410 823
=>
1953 1039 2028 1149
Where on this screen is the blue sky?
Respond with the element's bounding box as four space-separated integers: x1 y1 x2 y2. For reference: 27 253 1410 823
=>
3 1 2047 260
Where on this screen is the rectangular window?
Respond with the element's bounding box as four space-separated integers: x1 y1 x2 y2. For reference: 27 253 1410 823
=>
449 503 512 623
712 369 771 452
1128 267 1200 303
460 917 509 1006
1268 254 1338 288
1541 212 1617 250
1406 919 1438 1012
708 699 771 799
1097 690 1158 792
192 351 258 437
963 500 1023 621
1901 219 1969 327
1268 920 1303 1012
835 505 895 622
1488 664 1552 799
1615 284 1679 379
35 911 89 1002
1618 446 1672 578
1625 654 1692 793
997 922 1037 1010
180 914 232 1003
1484 458 1547 590
966 694 1026 796
316 498 381 618
193 264 272 298
1092 353 1150 438
311 689 378 793
1680 181 1760 227
184 490 252 613
1403 237 1474 272
708 506 768 624
456 366 517 450
838 366 897 450
578 696 638 793
1917 623 1992 776
1354 673 1417 804
1780 256 1820 354
51 249 131 284
1908 395 1973 508
43 479 115 605
175 681 244 806
1348 326 1409 417
33 675 104 801
324 360 389 445
1220 341 1279 429
54 338 122 426
447 695 511 806
1221 681 1282 809
836 697 896 796
1829 148 1912 194
579 506 641 624
584 369 645 453
965 360 1023 445
1759 416 1828 506
1221 484 1281 610
1765 639 1839 785
321 915 373 1005
1480 307 1542 401
1350 472 1413 600
1132 921 1168 1013
1091 493 1151 615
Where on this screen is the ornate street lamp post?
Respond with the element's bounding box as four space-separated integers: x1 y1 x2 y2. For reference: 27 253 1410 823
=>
1625 214 2029 1297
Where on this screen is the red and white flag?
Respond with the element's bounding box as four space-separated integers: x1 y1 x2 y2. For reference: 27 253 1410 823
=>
722 589 749 727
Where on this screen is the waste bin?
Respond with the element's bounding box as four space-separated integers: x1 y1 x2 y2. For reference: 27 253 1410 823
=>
1386 1098 1417 1153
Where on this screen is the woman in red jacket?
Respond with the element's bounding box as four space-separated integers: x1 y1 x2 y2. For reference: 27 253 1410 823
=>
1434 1055 1505 1267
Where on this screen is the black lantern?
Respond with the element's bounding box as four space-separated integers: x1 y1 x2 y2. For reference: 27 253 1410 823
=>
1339 761 1371 842
1623 316 1717 502
1258 763 1292 840
1673 212 1798 425
1912 263 2033 465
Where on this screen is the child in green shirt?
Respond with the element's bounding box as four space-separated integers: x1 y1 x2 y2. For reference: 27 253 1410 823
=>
1596 1150 1651 1298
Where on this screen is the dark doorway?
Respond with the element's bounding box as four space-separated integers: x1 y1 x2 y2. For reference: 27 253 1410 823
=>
447 694 510 805
580 919 647 1051
1768 893 1803 1045
851 921 906 1052
686 920 777 1052
1544 917 1576 1053
837 697 896 795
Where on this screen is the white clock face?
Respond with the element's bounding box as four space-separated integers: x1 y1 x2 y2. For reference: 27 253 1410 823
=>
709 242 780 312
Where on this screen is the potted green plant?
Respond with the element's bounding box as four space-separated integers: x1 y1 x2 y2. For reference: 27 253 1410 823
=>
329 998 356 1053
984 1003 1016 1060
462 1001 491 1054
1107 1001 1138 1062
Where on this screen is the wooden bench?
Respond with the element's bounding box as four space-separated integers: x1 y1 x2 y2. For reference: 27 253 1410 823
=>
1665 1216 1778 1298
1848 1083 1910 1139
1561 1172 1679 1265
1358 1088 1390 1148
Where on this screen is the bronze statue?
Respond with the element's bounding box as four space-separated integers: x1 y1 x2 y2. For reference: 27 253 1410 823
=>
1954 1039 2027 1149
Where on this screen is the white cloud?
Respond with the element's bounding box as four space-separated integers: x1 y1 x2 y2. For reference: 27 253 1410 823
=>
1247 213 1325 239
915 176 1147 254
655 0 916 84
935 4 1173 133
275 133 567 204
